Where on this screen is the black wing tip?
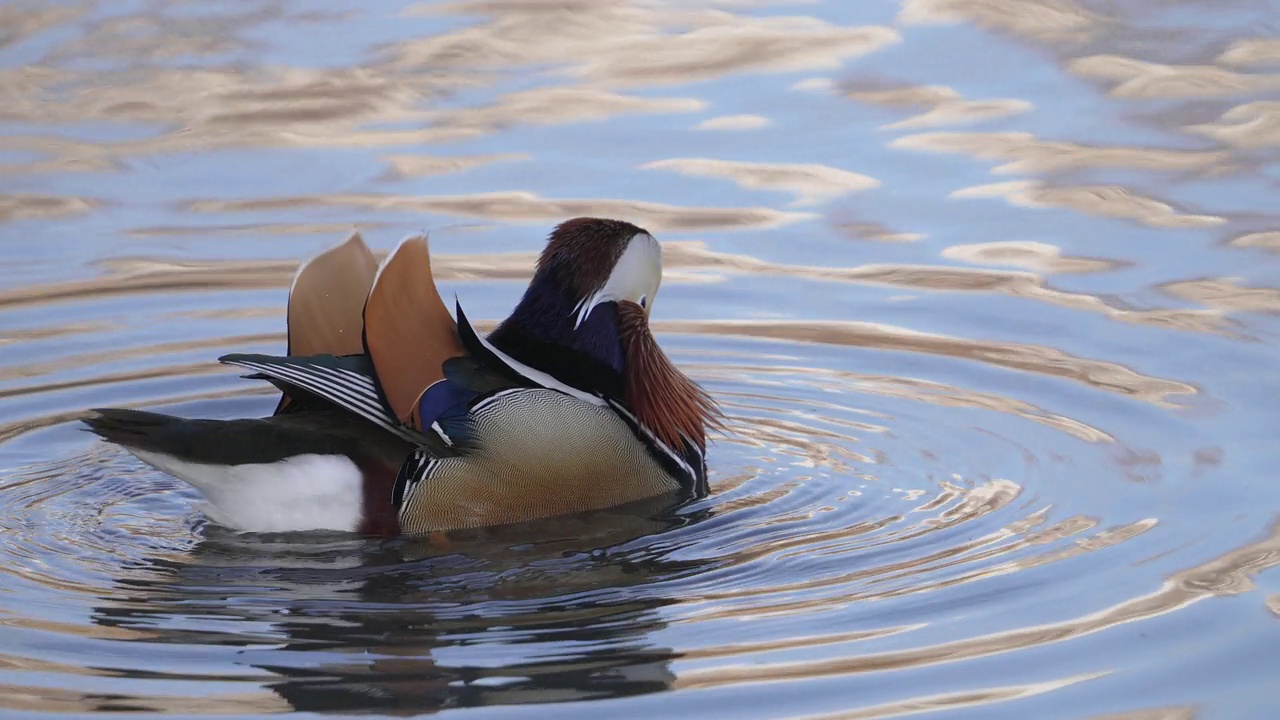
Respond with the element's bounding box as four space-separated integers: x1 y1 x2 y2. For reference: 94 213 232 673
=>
218 352 271 365
83 407 151 423
80 407 173 446
220 351 368 368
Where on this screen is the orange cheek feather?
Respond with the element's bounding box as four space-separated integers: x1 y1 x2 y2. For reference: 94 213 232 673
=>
617 301 723 451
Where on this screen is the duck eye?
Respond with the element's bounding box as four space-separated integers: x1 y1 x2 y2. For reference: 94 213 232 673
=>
640 297 647 309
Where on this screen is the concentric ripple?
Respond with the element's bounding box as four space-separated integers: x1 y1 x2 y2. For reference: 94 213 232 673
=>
1 282 1250 718
4 1 1280 717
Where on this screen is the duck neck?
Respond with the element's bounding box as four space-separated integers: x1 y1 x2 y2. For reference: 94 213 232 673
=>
488 274 624 397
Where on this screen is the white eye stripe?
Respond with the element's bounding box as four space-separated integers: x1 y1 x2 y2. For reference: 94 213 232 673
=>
573 232 661 329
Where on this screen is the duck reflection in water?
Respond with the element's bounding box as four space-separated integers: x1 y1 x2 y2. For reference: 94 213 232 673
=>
89 494 712 714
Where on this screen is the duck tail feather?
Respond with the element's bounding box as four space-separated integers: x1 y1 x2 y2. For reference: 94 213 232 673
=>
363 235 466 429
279 232 380 413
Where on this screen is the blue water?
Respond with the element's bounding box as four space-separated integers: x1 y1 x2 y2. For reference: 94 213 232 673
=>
2 1 1278 718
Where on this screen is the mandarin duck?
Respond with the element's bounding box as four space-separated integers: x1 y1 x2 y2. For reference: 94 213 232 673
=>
84 218 721 536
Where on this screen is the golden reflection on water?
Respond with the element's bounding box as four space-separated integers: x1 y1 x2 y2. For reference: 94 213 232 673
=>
0 195 96 224
0 361 223 403
950 182 1224 229
681 318 1196 406
0 331 282 384
429 86 706 130
662 242 1231 336
1069 55 1280 99
0 686 286 716
1 0 1276 716
688 488 1159 624
1231 230 1280 253
898 0 1103 42
0 322 118 345
0 319 1119 445
835 221 923 244
382 152 529 179
1088 710 1196 720
1188 101 1280 149
396 3 900 86
803 674 1106 720
642 158 879 207
694 114 772 131
1161 278 1280 315
126 221 404 237
184 193 815 231
844 82 1032 129
677 516 1280 689
1218 39 1280 69
0 237 1194 334
681 626 916 663
712 363 1109 442
892 132 1226 175
0 240 1198 407
942 241 1119 274
0 384 277 445
0 0 899 180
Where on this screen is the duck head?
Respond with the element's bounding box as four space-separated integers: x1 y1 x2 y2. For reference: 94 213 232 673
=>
489 218 659 376
550 218 662 328
487 218 720 450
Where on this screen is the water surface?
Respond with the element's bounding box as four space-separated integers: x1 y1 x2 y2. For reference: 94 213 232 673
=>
2 1 1279 718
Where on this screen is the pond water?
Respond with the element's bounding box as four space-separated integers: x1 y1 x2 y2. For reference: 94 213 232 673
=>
2 1 1279 718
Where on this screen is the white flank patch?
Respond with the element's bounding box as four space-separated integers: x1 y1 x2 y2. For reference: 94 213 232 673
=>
131 450 364 533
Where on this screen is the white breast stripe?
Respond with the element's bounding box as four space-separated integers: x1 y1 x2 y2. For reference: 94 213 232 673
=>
468 387 532 415
607 400 696 482
430 421 453 447
399 455 439 512
469 321 606 407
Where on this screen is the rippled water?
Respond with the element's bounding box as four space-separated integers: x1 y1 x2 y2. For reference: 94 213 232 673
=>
2 1 1279 718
